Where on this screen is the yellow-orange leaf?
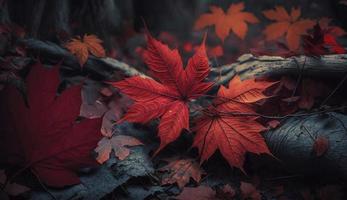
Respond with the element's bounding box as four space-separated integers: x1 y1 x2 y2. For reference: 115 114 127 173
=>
194 3 259 41
263 6 315 50
83 34 106 57
65 34 106 66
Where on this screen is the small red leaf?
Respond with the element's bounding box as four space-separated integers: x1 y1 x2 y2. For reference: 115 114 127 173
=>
313 136 329 156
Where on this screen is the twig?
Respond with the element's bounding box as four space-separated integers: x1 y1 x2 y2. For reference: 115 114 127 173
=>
320 73 347 106
31 169 57 200
291 57 306 97
217 105 347 119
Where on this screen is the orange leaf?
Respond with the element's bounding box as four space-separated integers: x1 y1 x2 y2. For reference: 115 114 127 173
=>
193 76 275 170
95 135 143 164
159 158 205 188
194 3 259 41
83 34 106 57
65 34 105 66
263 6 315 50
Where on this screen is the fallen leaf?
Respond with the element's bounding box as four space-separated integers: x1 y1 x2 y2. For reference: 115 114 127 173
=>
313 136 329 156
159 158 205 188
112 33 212 155
268 120 280 129
263 6 315 50
318 185 342 200
0 63 102 187
0 170 30 196
65 34 106 66
95 135 143 164
298 79 329 110
195 3 259 41
80 87 108 119
240 181 261 200
208 45 224 57
318 18 346 37
176 185 216 200
193 76 274 170
269 185 284 197
340 0 347 6
216 184 236 199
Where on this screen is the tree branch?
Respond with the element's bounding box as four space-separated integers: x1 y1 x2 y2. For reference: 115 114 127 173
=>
211 54 347 85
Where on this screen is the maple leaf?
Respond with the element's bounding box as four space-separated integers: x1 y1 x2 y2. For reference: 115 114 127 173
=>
263 6 315 51
112 33 212 155
95 135 143 164
65 34 106 66
193 76 274 170
176 186 216 200
194 3 259 41
159 158 205 188
313 136 329 157
240 181 261 200
0 170 30 197
0 63 102 187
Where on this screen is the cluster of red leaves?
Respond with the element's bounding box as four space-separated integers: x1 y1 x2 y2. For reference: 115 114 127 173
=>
65 34 106 66
303 23 345 57
113 33 275 171
258 77 330 118
0 63 102 187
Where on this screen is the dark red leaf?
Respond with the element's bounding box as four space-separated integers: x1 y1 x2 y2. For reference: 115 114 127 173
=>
0 63 102 187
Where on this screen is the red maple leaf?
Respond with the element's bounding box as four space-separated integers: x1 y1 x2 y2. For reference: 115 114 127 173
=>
0 63 102 187
112 33 212 155
313 136 329 157
193 76 274 171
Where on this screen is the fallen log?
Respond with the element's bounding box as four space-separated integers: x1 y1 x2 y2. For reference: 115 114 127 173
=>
22 39 347 83
211 53 347 85
264 112 347 179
